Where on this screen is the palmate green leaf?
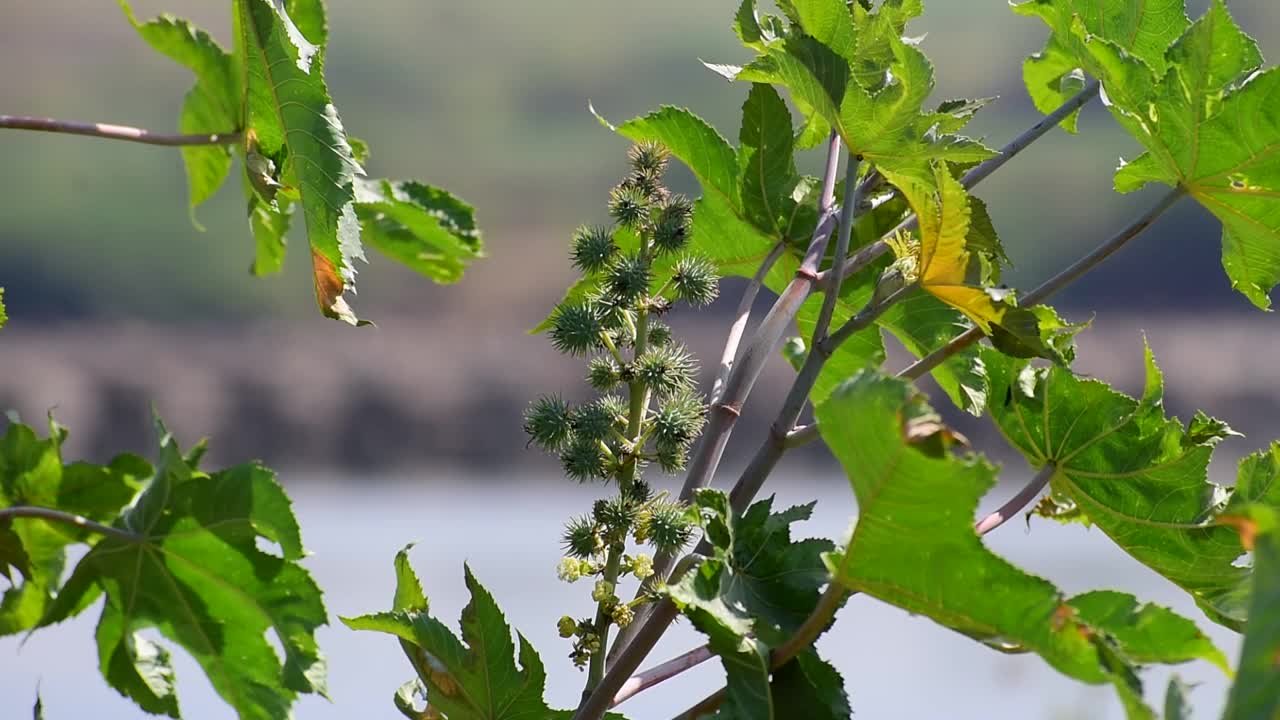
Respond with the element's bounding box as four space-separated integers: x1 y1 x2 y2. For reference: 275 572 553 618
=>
1012 0 1189 132
1036 0 1280 308
1117 12 1278 308
118 2 239 221
816 372 1105 680
1067 591 1229 672
985 341 1280 631
739 84 800 238
342 561 608 720
355 178 485 284
39 423 326 720
0 419 145 636
735 4 994 180
1222 505 1280 720
609 105 740 208
665 489 849 720
815 371 1227 717
234 0 367 324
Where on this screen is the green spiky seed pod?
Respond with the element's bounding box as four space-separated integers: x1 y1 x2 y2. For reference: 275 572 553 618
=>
656 444 688 474
648 295 673 317
651 195 694 255
561 437 609 482
571 400 617 442
608 184 650 228
593 496 639 533
596 394 629 425
652 390 706 452
570 225 616 273
587 356 621 391
523 395 574 451
562 514 601 558
588 292 629 330
550 301 605 357
605 254 652 305
622 167 667 204
672 255 720 307
627 478 654 504
635 344 698 397
628 141 671 174
647 320 673 347
641 500 695 552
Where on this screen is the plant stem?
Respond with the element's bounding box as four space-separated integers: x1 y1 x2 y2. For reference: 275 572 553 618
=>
811 154 862 341
899 185 1187 381
814 78 1103 290
0 506 141 544
711 241 786 404
975 464 1056 535
583 242 656 697
729 284 911 514
0 115 240 147
610 644 715 708
818 131 842 214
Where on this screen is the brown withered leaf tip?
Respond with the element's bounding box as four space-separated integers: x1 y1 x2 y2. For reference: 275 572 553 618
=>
311 247 367 325
1050 603 1078 633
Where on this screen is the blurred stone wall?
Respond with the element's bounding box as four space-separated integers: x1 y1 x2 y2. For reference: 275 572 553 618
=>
2 311 1278 477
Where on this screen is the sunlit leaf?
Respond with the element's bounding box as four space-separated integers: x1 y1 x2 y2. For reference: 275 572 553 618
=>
816 371 1224 715
119 2 239 220
736 6 995 179
665 490 848 720
1023 0 1280 309
234 0 366 323
0 420 144 636
1222 505 1280 720
355 178 484 285
985 341 1280 630
1012 0 1189 132
39 423 326 719
343 564 607 719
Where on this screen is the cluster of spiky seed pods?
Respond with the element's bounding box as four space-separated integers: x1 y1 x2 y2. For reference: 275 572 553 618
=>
525 142 717 669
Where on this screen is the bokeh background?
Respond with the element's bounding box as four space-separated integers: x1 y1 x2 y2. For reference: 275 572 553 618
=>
3 1 1280 718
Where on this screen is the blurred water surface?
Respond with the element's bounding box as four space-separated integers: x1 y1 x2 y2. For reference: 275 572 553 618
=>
5 474 1241 720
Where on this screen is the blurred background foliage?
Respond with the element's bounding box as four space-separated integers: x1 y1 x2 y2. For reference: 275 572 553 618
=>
1 1 1278 470
3 0 1276 325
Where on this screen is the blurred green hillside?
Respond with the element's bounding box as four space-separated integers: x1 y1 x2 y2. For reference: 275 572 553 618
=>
2 1 1277 324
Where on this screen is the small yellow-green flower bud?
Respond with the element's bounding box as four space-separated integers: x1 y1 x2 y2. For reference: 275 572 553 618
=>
557 615 577 638
592 579 615 603
631 554 654 581
611 604 635 628
557 557 582 583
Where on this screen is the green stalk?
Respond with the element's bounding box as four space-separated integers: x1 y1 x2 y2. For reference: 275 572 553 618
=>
583 234 653 696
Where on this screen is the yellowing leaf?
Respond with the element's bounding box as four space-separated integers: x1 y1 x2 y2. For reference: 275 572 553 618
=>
883 164 1006 334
